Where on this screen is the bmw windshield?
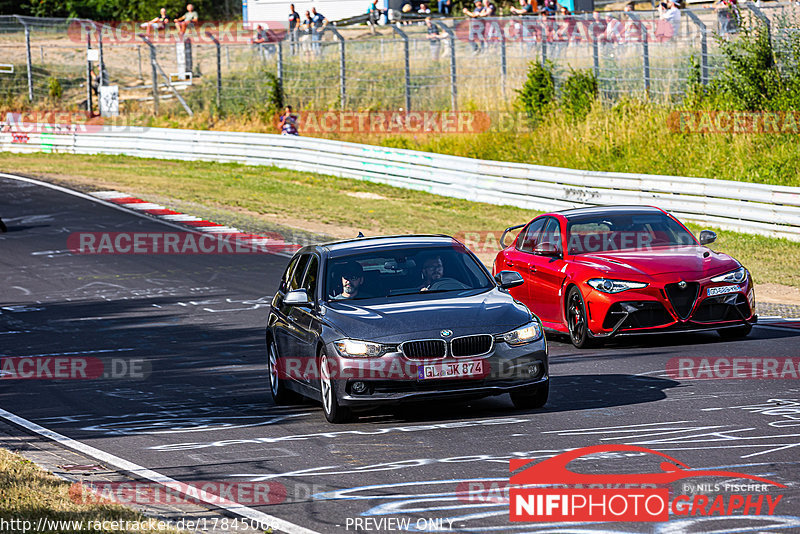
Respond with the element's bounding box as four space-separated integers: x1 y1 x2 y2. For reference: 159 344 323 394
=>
325 245 494 301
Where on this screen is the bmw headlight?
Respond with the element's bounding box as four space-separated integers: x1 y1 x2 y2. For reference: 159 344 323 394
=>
334 339 387 358
501 320 542 346
587 279 648 294
711 266 748 284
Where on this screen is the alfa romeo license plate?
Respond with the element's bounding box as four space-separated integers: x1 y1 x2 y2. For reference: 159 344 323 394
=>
419 360 486 380
707 285 741 297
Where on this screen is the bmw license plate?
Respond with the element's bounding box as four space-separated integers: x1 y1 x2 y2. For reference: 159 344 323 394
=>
707 285 741 297
419 360 486 380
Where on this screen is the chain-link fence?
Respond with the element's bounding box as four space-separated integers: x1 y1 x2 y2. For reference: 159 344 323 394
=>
1 4 798 115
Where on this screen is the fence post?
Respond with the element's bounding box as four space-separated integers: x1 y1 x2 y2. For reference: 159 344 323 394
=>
541 18 548 66
98 22 105 89
685 10 708 85
205 31 222 109
139 35 160 115
626 12 650 96
85 23 93 113
434 21 457 111
276 39 284 100
592 35 599 80
500 22 507 96
23 22 33 101
137 45 143 80
392 25 411 111
746 3 772 51
326 26 346 110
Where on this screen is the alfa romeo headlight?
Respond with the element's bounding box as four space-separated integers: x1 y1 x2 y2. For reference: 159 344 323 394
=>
711 267 747 284
334 339 386 358
501 321 542 346
587 279 648 294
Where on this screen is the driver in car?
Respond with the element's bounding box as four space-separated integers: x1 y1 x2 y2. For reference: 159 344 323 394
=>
332 261 365 300
419 255 444 291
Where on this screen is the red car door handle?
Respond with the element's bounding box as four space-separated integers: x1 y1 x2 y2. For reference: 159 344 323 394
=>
529 265 537 272
505 261 514 267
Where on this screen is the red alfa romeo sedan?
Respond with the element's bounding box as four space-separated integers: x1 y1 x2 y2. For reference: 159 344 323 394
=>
493 206 756 348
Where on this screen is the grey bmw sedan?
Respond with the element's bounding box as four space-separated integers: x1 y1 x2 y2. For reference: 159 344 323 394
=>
266 235 549 423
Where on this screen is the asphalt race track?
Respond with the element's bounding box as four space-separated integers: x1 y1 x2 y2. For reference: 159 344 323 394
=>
2 173 800 534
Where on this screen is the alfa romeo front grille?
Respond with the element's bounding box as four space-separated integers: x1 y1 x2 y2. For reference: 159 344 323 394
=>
665 282 699 320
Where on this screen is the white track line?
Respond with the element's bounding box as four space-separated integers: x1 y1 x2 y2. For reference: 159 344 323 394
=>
0 173 293 257
0 407 320 534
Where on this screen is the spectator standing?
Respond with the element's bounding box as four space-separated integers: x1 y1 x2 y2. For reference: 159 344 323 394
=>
418 3 431 14
288 4 301 55
424 17 443 59
141 8 170 38
301 10 314 57
542 0 557 15
657 0 681 40
604 13 622 43
591 11 606 40
174 4 197 38
622 2 641 44
511 0 536 15
311 7 326 55
438 0 451 16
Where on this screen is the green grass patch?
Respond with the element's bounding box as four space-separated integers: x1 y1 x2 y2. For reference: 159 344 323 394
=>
3 152 799 288
0 448 177 533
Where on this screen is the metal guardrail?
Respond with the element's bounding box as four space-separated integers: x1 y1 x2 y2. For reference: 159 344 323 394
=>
2 125 800 240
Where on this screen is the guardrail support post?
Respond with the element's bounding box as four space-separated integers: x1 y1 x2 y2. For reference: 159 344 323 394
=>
685 10 708 85
392 25 412 111
434 21 457 111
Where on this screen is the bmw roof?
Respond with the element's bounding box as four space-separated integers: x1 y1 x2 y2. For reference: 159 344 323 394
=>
319 235 461 258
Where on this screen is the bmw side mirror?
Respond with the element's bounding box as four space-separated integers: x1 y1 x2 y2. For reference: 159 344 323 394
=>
699 230 717 246
495 270 524 289
284 289 310 306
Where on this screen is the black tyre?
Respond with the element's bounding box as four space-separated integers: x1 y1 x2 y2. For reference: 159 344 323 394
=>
566 286 595 349
510 381 549 409
718 323 752 340
319 349 353 424
268 338 300 405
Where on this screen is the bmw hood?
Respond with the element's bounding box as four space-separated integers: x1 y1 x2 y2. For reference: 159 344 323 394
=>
573 246 739 278
322 289 532 343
